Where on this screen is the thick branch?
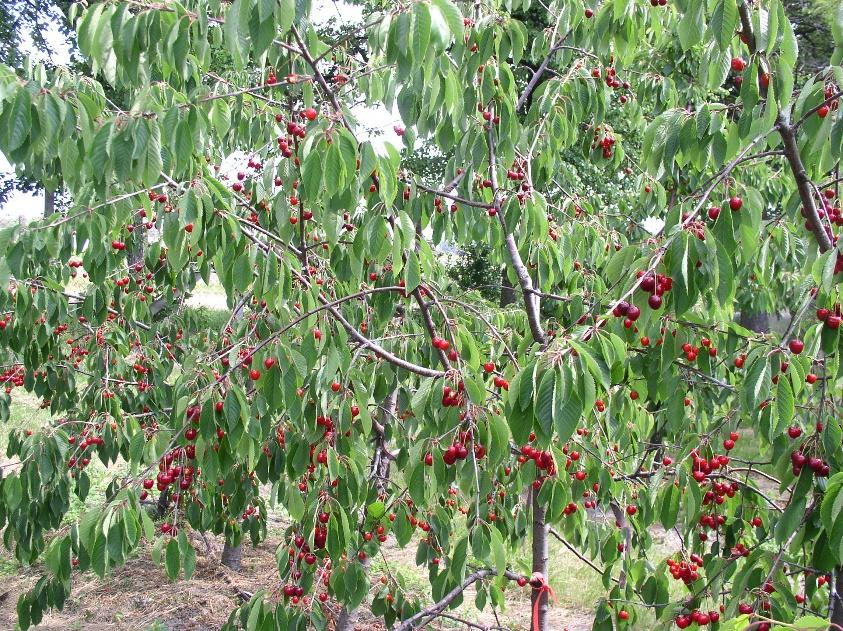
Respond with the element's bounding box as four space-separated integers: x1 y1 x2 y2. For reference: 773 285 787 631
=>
778 117 833 252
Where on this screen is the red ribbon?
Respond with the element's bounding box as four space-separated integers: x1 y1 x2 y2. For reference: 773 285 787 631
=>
531 575 558 631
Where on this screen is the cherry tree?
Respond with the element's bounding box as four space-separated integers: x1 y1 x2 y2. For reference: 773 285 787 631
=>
1 0 843 630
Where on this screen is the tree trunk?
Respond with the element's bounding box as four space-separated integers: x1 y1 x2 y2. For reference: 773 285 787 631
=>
128 212 144 268
830 567 843 627
221 541 243 571
43 190 55 217
156 488 170 517
338 389 397 628
500 269 517 307
530 490 548 631
336 555 370 631
739 310 771 333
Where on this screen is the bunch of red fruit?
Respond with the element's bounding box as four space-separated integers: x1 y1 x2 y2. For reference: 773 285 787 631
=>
637 270 673 309
790 449 830 477
817 305 843 329
666 554 703 584
674 610 720 628
612 300 641 329
518 444 556 476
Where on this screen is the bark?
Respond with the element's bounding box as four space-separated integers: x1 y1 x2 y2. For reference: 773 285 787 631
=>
337 389 398 628
43 190 55 217
221 541 243 571
156 488 170 517
530 490 549 631
831 568 843 628
335 555 369 631
739 311 771 333
500 269 517 307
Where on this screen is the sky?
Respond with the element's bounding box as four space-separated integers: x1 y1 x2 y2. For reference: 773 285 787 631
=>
0 0 402 226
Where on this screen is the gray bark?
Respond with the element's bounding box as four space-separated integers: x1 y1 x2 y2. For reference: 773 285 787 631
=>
530 490 548 631
221 541 243 571
831 567 843 628
44 190 55 217
739 311 771 333
500 269 517 307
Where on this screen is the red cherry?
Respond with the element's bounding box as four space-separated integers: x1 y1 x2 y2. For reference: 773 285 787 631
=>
648 294 663 310
818 105 830 118
729 196 743 211
788 339 804 355
303 107 318 121
787 426 802 439
249 369 261 380
730 57 746 72
708 206 720 220
264 357 275 370
331 382 341 392
483 362 495 373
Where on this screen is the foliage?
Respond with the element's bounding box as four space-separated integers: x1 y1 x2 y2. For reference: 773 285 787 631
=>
0 1 842 631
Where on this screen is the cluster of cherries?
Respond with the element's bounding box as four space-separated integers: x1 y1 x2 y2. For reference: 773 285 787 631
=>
680 338 718 362
612 300 641 329
227 158 264 193
790 447 830 477
273 107 318 159
673 609 721 628
518 443 557 476
440 382 465 408
591 127 617 160
690 446 731 482
66 425 106 470
817 305 843 329
666 554 704 585
143 447 198 501
636 270 674 309
0 363 24 393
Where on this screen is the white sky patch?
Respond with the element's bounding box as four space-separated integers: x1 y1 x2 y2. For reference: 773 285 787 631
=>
641 216 665 235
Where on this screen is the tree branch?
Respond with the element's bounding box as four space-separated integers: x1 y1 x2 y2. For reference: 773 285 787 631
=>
395 568 525 631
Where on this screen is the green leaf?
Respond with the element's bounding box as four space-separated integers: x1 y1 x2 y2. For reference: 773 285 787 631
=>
660 483 681 529
5 88 31 152
534 369 555 435
210 100 231 137
710 0 738 51
302 149 323 200
165 538 180 580
413 2 431 62
776 374 794 429
678 3 704 50
404 248 421 293
554 367 582 443
430 0 463 40
792 615 832 630
743 356 770 413
224 0 250 69
278 0 295 34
